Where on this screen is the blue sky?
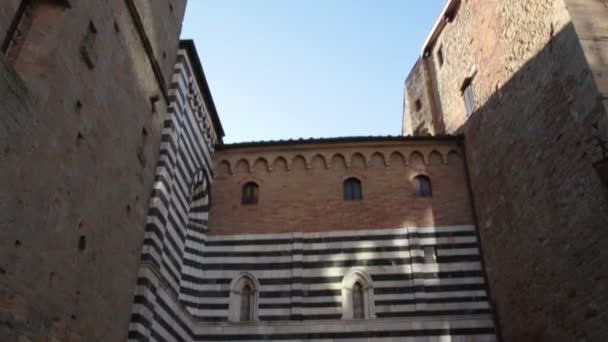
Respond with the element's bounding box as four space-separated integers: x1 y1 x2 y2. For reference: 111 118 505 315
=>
181 1 445 143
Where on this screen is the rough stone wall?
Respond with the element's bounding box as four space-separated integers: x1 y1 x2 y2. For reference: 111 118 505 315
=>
403 60 434 136
0 1 186 341
404 0 608 341
0 0 20 48
564 0 608 117
209 139 474 235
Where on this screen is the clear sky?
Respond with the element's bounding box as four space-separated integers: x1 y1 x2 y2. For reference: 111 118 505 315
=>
181 1 445 143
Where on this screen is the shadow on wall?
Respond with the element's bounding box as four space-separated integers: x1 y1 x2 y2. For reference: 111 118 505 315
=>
453 22 608 342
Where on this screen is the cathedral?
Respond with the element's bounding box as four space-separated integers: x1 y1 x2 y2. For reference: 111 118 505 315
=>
0 1 607 341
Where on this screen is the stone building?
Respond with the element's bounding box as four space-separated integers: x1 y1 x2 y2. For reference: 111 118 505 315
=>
403 0 608 341
1 0 607 341
0 0 188 340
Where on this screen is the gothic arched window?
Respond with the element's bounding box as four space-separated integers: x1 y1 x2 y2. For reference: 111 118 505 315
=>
241 182 259 205
229 273 259 322
342 269 375 320
343 177 362 201
413 175 432 198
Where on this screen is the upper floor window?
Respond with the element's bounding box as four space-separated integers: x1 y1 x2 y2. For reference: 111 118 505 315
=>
414 175 432 198
414 98 422 112
463 82 475 116
437 45 444 67
241 182 259 205
343 178 362 201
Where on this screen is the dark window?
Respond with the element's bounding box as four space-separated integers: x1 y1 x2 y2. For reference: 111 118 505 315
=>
415 99 422 112
343 178 362 201
241 182 259 205
240 284 252 321
414 175 432 198
464 83 475 116
437 45 444 67
352 282 364 319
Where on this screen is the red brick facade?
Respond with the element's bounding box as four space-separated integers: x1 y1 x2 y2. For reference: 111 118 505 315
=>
209 138 474 235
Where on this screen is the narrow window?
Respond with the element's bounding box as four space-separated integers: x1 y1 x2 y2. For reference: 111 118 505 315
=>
437 45 444 67
414 175 432 198
463 83 475 117
240 284 252 321
343 178 362 201
423 246 437 263
352 282 365 319
241 182 258 205
415 98 422 112
229 273 259 322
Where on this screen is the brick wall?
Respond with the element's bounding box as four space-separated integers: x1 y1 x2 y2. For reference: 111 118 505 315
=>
403 0 608 340
0 1 186 340
209 138 474 235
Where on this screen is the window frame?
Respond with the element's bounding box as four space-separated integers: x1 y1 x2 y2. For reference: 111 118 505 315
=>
343 177 362 201
241 181 259 205
413 175 432 198
229 273 260 322
341 269 375 320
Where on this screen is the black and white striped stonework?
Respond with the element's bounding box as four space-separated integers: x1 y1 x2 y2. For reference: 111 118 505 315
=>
127 43 496 341
181 226 493 323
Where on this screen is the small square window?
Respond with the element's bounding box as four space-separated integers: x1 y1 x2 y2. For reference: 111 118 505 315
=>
415 99 422 112
463 83 475 117
423 246 436 264
437 45 444 67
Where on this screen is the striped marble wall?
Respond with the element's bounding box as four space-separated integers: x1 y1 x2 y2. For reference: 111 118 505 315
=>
181 226 491 323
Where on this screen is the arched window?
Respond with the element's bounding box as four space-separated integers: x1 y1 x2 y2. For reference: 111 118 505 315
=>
413 175 432 197
241 182 259 205
229 273 259 322
343 178 362 201
240 284 252 321
342 269 375 320
352 282 365 319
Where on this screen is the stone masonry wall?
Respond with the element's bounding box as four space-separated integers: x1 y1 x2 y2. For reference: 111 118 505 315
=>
0 1 186 341
0 0 20 49
209 139 474 235
404 0 608 341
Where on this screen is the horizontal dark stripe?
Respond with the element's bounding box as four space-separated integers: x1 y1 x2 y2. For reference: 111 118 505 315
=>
205 230 475 247
182 255 480 270
377 309 493 318
192 315 228 322
260 314 342 321
259 302 342 309
179 271 485 287
197 242 480 258
130 313 152 329
375 283 486 295
127 330 149 341
376 296 488 306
